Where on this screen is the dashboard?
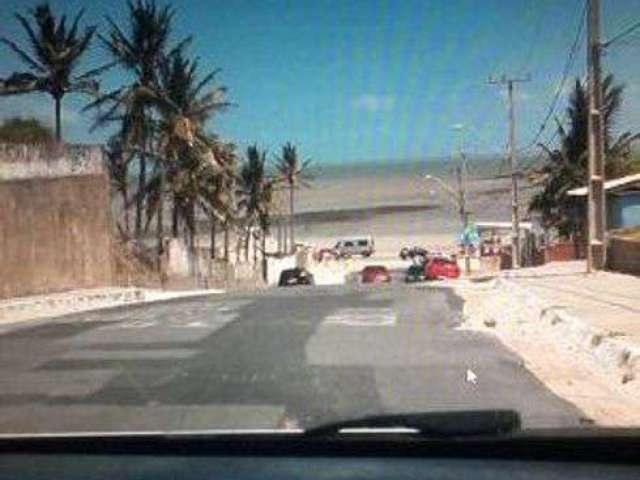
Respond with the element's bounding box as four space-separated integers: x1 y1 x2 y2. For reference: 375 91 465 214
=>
1 454 640 479
0 431 639 480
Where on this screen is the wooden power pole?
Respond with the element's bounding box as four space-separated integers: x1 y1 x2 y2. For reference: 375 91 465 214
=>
587 0 606 271
489 74 531 269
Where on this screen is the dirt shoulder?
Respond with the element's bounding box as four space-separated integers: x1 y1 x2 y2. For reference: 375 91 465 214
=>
454 274 640 427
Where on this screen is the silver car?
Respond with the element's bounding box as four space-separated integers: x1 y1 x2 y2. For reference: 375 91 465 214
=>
335 237 375 258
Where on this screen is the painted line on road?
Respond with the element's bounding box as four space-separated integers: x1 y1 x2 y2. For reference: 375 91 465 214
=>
324 308 397 327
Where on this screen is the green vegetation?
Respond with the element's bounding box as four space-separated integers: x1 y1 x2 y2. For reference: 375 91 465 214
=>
0 117 53 144
529 74 639 241
0 3 103 141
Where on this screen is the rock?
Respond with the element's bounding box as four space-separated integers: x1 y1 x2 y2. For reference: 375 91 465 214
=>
484 318 497 328
621 372 635 384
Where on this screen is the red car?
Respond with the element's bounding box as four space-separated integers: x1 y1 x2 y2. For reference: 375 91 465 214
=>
425 257 460 280
361 265 391 284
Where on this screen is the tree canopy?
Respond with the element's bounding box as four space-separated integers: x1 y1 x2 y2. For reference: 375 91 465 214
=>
0 117 54 144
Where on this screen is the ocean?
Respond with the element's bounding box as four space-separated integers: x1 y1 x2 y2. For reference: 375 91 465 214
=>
289 155 537 247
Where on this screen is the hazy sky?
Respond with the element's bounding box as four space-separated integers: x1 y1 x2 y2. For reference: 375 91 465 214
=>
2 0 640 164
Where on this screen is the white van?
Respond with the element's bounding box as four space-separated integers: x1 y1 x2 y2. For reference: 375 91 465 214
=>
334 236 375 258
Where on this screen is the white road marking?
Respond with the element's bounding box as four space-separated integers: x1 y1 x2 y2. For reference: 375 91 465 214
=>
181 321 208 328
324 308 396 327
116 320 157 329
465 369 478 384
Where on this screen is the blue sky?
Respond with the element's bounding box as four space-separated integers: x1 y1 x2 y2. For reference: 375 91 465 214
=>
2 0 640 164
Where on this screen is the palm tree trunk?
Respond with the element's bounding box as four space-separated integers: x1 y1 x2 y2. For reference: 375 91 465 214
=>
210 218 217 259
261 230 267 282
171 195 179 238
156 171 164 255
122 184 130 237
135 151 146 239
235 231 241 264
54 96 62 143
244 229 250 262
253 231 258 267
188 202 198 281
289 184 295 253
223 222 230 262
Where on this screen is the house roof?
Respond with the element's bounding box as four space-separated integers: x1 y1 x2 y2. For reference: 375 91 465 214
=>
567 173 640 196
476 221 534 231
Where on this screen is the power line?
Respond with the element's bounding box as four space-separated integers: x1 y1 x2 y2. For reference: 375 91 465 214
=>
519 0 587 154
521 70 589 173
517 1 547 76
521 128 560 172
603 19 640 48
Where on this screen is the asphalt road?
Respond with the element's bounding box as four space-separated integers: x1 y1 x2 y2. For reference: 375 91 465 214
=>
0 284 585 434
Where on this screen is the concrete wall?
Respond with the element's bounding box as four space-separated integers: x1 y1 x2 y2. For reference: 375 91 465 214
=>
0 144 104 180
0 144 113 299
607 235 640 275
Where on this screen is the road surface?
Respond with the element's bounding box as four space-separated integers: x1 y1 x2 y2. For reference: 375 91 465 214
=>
0 284 585 433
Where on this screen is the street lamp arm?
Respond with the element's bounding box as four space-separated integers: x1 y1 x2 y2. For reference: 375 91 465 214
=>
423 174 461 207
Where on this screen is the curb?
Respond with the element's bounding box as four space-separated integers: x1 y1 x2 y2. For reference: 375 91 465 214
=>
541 307 640 384
485 277 640 385
0 288 224 326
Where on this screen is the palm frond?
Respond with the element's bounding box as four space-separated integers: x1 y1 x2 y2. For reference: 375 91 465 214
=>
0 38 45 73
73 61 117 82
14 12 48 67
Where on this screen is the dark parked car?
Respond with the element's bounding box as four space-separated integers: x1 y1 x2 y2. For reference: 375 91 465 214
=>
361 265 391 284
278 268 315 287
404 264 426 283
399 246 428 261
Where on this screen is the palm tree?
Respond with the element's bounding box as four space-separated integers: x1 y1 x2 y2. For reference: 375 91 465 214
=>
206 140 238 261
529 74 639 246
237 145 272 267
86 0 186 239
146 49 230 257
0 3 104 142
275 142 313 253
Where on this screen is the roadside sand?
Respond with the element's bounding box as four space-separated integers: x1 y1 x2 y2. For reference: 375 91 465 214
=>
456 270 640 427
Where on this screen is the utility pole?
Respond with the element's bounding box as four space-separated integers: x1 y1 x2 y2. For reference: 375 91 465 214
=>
587 0 606 271
489 74 531 269
452 124 469 228
455 158 472 276
455 163 468 228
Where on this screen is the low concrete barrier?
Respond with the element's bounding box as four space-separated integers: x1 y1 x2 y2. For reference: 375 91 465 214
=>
608 235 640 275
463 278 640 385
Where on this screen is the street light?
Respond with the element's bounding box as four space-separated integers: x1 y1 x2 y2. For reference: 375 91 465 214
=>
423 174 460 205
422 173 472 276
422 173 467 223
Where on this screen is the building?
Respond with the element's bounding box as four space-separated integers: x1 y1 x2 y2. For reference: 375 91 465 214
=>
567 173 640 230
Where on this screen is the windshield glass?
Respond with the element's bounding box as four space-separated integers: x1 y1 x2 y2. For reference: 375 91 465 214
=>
1 0 640 436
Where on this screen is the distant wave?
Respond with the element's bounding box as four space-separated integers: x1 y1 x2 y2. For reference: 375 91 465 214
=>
286 204 440 225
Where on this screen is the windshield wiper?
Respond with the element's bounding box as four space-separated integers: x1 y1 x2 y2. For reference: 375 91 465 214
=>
304 410 521 438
